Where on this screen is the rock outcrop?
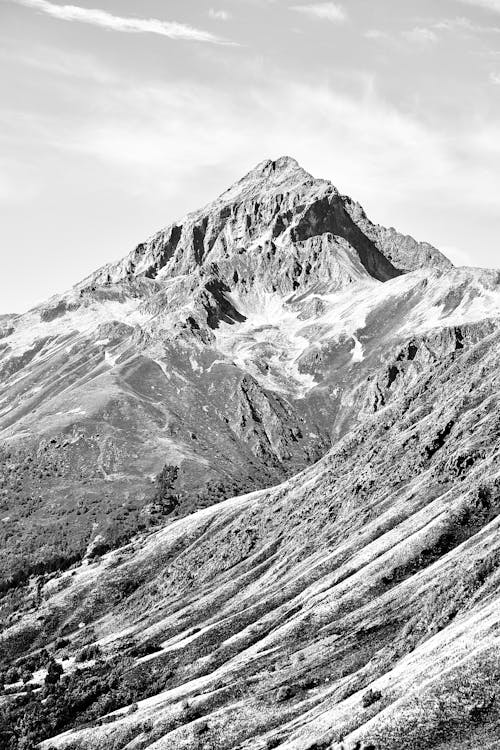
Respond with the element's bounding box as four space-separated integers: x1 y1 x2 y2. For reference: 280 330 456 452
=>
82 157 449 293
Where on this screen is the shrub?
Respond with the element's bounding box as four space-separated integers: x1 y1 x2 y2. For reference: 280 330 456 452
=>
44 659 63 685
126 641 163 658
75 644 102 663
362 688 382 708
266 738 282 749
5 667 20 684
152 465 179 515
275 685 295 702
298 676 320 690
193 719 208 736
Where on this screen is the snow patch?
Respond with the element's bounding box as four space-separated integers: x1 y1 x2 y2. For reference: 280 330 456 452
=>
7 298 147 359
189 356 203 373
351 334 364 362
104 350 119 367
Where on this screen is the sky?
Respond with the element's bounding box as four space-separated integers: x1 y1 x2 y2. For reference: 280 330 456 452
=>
1 0 500 313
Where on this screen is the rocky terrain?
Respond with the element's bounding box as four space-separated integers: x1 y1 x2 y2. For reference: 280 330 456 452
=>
0 157 499 750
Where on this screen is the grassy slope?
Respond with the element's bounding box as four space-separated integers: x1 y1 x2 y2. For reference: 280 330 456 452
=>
1 324 499 750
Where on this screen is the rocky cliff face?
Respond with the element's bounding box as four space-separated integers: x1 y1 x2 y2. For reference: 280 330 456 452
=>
0 158 499 750
83 157 450 293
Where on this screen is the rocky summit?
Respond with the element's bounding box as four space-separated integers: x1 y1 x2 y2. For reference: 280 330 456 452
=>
0 158 499 750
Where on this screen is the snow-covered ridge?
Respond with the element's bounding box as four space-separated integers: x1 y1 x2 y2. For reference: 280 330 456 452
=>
215 267 500 398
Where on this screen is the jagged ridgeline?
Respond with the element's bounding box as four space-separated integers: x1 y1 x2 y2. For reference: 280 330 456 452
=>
1 157 500 750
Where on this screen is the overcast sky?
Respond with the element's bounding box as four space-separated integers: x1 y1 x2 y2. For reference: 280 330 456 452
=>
1 0 500 313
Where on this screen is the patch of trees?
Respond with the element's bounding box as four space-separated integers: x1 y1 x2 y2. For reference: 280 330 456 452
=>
0 441 152 599
125 641 163 658
0 652 176 750
75 644 102 663
151 465 179 515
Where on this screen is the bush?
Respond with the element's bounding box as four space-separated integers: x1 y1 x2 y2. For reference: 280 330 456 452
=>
126 641 162 658
75 644 102 663
266 739 282 749
152 465 179 515
44 659 63 685
298 676 320 690
275 685 295 702
5 667 20 684
362 688 382 708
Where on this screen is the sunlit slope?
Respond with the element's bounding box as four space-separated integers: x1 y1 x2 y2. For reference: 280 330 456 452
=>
1 157 500 750
2 318 498 750
0 157 475 590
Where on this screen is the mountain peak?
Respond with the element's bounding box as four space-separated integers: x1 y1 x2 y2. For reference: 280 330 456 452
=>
81 156 452 292
218 155 317 203
252 155 302 174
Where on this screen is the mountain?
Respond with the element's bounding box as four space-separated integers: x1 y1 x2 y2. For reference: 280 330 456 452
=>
1 158 499 750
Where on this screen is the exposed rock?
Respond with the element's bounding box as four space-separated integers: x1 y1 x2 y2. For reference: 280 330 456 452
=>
82 156 448 295
0 157 499 750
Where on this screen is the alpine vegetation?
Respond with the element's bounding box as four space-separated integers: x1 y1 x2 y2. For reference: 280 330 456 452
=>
1 158 499 750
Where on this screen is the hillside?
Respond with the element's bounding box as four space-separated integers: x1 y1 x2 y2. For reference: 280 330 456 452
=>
0 158 499 750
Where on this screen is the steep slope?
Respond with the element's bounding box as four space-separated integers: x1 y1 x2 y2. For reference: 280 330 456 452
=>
84 156 450 290
0 157 458 591
1 313 499 750
1 157 500 750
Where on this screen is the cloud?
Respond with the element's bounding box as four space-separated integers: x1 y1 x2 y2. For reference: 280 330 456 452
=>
367 17 500 46
402 27 439 43
435 16 479 31
433 15 500 33
455 0 500 12
33 72 498 212
490 71 500 83
209 9 231 21
4 64 500 301
364 29 389 40
0 44 118 84
11 0 233 44
291 2 347 23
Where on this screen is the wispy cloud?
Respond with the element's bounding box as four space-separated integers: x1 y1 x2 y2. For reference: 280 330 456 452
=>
364 29 389 40
367 26 438 45
291 2 347 23
366 16 500 46
456 0 500 13
11 0 233 44
435 16 479 31
4 66 499 304
0 43 118 83
431 15 500 33
490 71 500 82
31 73 499 210
209 9 231 21
402 27 439 43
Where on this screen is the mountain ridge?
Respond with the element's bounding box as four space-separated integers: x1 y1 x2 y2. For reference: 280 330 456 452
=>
79 156 451 294
0 158 499 750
